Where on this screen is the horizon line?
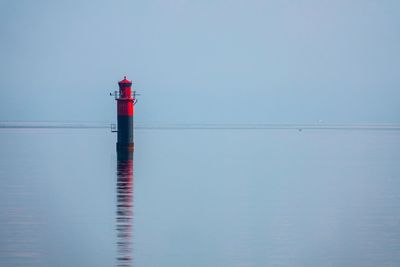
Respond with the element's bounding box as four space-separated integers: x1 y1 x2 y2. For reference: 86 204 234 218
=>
1 121 400 130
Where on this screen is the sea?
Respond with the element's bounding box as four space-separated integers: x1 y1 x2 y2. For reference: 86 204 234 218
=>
0 124 399 267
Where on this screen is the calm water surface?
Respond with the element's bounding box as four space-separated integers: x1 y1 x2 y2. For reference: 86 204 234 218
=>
0 128 399 267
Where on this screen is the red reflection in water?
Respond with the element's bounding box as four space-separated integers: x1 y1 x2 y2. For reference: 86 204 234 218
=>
116 151 134 267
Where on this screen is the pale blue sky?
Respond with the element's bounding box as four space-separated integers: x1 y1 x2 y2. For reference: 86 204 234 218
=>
0 0 399 124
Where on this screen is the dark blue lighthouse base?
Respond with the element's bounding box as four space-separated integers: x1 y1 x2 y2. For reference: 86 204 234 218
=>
117 147 133 161
117 115 134 152
117 142 134 152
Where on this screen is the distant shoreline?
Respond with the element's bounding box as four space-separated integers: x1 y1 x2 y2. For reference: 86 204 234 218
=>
1 122 400 130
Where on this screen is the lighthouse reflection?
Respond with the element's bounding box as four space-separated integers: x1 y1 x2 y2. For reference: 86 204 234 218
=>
116 150 134 267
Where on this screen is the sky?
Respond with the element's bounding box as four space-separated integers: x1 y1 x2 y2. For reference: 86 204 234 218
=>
0 0 399 124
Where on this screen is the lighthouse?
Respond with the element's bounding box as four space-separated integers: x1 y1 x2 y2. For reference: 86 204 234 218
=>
112 77 136 265
112 76 137 152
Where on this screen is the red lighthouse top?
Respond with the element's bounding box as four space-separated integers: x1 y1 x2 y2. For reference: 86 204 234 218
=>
118 76 132 99
115 76 135 117
118 76 132 86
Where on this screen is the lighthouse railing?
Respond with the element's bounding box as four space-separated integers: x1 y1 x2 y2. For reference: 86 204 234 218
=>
111 91 138 100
